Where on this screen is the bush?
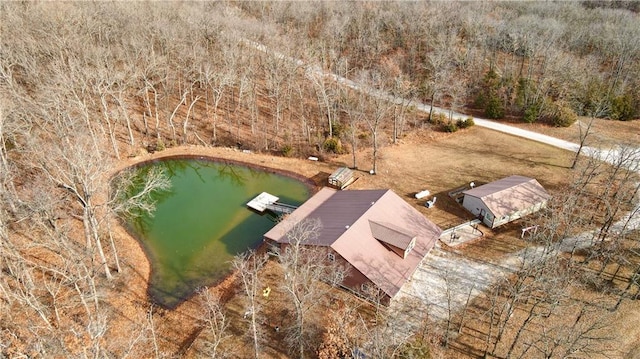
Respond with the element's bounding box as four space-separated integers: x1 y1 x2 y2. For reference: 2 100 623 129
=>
442 121 458 133
430 113 447 125
330 120 344 137
515 77 534 110
322 137 342 153
523 105 540 123
156 138 166 151
465 117 475 127
484 94 505 119
281 144 293 157
474 91 487 109
610 93 638 121
476 69 505 119
456 117 475 129
549 101 578 127
396 338 431 359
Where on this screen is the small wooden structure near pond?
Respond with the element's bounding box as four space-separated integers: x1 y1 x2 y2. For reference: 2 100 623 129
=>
247 192 298 214
328 167 355 189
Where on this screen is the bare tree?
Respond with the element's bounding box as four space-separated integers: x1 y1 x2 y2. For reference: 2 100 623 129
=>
571 117 595 169
263 50 298 149
196 289 233 358
233 250 268 359
359 288 416 359
141 65 167 143
167 89 187 144
182 92 202 145
440 269 456 348
206 64 234 145
2 181 117 357
110 166 172 219
444 74 468 128
389 75 415 144
97 79 122 159
309 69 339 139
318 301 365 359
137 64 163 140
115 87 137 147
356 70 393 175
277 218 346 358
34 115 115 279
423 31 456 123
339 87 366 169
233 70 251 143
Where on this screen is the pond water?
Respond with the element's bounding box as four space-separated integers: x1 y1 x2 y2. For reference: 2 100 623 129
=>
121 157 310 308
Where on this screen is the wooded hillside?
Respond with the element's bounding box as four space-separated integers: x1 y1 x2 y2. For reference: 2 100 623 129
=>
1 2 638 358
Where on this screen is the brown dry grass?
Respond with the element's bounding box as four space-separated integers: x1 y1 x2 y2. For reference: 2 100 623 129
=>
505 116 640 148
337 126 573 229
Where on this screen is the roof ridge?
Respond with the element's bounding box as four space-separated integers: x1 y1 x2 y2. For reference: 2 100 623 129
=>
469 176 535 199
484 177 535 197
368 219 415 237
351 188 390 218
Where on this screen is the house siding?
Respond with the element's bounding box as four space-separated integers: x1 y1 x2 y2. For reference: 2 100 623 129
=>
462 195 494 227
464 196 545 229
492 200 548 228
342 266 391 304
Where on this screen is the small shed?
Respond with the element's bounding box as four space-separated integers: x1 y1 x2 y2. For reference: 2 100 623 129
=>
328 167 354 189
462 175 551 228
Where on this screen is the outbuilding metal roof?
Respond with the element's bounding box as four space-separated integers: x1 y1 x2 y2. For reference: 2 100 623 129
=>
264 187 441 298
462 175 551 218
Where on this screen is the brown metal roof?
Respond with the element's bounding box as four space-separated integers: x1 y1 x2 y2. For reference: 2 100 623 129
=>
369 220 415 250
264 187 442 298
462 175 551 218
264 187 336 244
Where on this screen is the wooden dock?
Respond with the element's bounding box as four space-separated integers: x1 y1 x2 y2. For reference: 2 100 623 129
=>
266 202 298 214
247 192 299 214
247 192 279 212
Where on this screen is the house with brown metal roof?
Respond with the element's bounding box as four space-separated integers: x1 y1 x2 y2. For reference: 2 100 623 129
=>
461 175 551 228
264 187 442 302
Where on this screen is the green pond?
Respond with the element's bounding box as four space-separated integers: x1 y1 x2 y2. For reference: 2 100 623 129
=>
121 157 310 308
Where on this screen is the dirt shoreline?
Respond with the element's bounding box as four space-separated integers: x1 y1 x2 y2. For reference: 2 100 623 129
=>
113 146 322 191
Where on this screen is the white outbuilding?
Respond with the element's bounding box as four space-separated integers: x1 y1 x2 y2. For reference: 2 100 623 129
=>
462 175 551 228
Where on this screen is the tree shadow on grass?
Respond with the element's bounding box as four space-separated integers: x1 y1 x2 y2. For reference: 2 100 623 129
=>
310 171 331 187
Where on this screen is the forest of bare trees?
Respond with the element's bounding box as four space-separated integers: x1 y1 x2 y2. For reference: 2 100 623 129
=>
1 1 639 358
